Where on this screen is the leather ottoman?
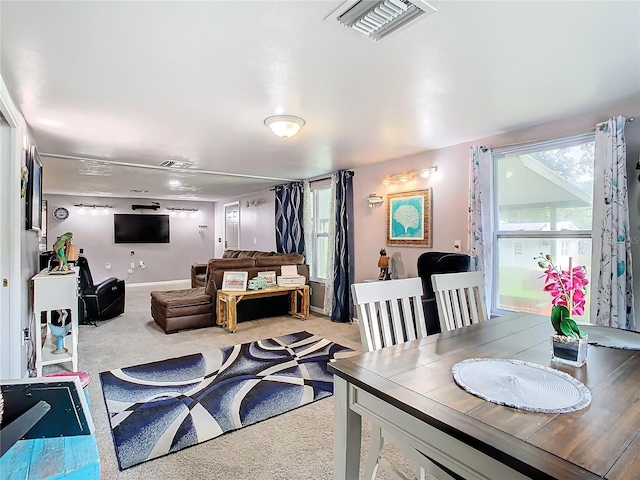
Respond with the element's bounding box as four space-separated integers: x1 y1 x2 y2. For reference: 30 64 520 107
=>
150 287 215 333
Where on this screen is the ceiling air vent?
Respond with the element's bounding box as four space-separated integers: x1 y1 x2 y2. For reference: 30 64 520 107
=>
160 159 194 168
325 0 436 41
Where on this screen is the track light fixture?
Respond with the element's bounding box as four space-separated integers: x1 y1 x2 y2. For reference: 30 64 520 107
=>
382 166 437 185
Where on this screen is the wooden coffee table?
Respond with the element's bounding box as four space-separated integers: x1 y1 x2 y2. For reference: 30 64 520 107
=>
216 284 310 333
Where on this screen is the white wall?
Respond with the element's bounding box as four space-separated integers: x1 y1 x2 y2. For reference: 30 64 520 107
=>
213 188 277 258
352 100 640 290
0 71 38 378
212 103 640 320
45 195 215 283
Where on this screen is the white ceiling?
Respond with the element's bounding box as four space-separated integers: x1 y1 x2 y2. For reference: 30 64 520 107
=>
2 1 639 202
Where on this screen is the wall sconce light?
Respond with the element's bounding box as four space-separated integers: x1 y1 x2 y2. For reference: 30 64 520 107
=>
245 198 266 208
167 207 199 217
167 207 198 212
75 203 113 215
264 115 305 138
383 166 437 185
420 166 438 178
367 193 384 211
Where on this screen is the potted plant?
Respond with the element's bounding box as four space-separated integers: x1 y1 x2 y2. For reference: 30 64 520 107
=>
536 254 589 367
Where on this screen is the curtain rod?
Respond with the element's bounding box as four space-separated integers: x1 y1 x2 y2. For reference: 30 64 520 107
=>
269 177 329 191
269 171 355 190
486 116 635 152
310 176 331 183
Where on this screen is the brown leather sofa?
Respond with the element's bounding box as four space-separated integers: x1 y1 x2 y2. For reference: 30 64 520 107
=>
191 250 282 287
152 250 308 333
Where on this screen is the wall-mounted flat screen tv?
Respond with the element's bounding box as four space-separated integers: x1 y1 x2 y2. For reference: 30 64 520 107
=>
114 214 170 243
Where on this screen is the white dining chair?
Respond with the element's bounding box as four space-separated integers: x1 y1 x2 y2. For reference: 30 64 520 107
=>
431 271 488 332
351 278 454 480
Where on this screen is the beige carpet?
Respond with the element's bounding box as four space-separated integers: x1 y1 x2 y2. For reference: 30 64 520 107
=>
44 281 433 480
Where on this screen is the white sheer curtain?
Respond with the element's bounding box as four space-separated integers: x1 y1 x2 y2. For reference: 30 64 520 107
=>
469 146 493 310
302 180 312 266
590 116 635 330
323 175 337 315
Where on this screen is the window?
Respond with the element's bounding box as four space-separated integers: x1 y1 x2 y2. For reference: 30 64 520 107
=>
492 134 594 318
513 241 524 258
309 184 331 281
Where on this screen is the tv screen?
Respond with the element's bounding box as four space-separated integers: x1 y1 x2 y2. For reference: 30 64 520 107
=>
114 214 170 244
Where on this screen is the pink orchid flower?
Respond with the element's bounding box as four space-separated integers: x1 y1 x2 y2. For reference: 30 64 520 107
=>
537 255 588 318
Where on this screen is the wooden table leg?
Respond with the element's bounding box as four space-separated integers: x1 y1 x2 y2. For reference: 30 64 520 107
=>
227 296 237 333
216 293 226 326
301 287 309 318
291 289 298 316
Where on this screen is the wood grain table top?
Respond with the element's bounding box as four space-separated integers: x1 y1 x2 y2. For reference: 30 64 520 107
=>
329 313 640 479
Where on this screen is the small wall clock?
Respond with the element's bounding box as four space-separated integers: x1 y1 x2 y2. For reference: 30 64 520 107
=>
53 207 69 221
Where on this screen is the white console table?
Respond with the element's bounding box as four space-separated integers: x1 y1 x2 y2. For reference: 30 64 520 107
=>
32 268 79 376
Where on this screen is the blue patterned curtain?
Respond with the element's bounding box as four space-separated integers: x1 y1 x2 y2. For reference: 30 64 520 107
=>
329 171 354 323
591 116 635 330
274 182 305 255
469 146 493 309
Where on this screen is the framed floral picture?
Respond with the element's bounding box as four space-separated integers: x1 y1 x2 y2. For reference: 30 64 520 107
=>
386 188 432 247
258 270 277 287
221 271 248 291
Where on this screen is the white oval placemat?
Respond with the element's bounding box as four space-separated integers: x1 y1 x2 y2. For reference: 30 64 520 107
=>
452 358 591 414
577 324 640 350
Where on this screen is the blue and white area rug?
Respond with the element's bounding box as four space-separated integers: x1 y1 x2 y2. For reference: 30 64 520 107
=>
99 331 351 470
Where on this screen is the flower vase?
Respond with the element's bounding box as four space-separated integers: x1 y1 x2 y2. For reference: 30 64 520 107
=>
550 334 588 367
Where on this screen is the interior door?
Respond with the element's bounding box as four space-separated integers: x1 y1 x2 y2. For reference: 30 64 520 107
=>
224 203 239 251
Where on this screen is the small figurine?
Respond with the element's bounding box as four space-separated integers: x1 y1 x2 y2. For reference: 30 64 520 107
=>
49 309 72 354
247 275 268 290
378 248 391 281
50 232 76 274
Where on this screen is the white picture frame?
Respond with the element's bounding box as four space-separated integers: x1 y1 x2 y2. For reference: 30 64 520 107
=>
221 271 248 291
258 270 277 287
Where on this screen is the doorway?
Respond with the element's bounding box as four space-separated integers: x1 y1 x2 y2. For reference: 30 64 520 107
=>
224 202 239 251
0 114 14 377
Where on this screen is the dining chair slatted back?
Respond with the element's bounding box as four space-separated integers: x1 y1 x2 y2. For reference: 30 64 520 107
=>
351 278 428 353
352 277 452 480
431 271 488 332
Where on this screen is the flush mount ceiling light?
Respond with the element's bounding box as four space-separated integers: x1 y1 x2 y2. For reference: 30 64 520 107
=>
264 115 305 139
326 0 436 42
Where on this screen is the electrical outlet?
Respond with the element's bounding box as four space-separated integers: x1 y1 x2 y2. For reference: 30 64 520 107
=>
454 240 461 252
130 262 135 269
139 260 146 269
106 263 111 270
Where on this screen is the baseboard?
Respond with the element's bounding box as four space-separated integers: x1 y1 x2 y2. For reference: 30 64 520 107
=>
310 305 358 323
126 279 191 288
